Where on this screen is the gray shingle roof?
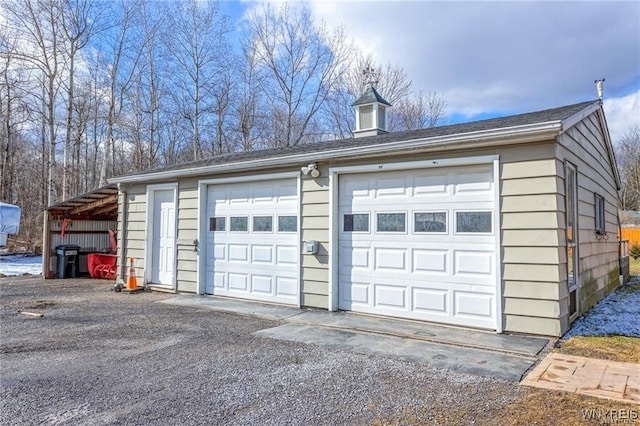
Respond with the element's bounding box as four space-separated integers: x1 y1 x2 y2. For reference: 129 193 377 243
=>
353 86 392 106
116 100 598 179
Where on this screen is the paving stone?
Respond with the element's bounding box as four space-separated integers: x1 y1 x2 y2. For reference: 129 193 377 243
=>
623 385 640 402
522 353 640 405
598 372 628 394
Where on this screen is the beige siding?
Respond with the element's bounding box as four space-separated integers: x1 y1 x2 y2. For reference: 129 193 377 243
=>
503 280 563 300
501 176 562 196
505 314 564 336
174 180 200 292
301 204 329 220
504 298 560 317
299 170 330 308
301 293 328 308
503 264 564 283
502 229 563 246
501 158 560 179
117 184 147 283
500 111 620 336
498 150 565 335
556 111 620 334
502 247 564 265
501 212 561 230
302 280 329 296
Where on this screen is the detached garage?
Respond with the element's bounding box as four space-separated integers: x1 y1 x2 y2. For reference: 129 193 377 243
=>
110 89 622 337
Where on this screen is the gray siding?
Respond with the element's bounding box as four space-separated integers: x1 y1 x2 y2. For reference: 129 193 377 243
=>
556 112 620 331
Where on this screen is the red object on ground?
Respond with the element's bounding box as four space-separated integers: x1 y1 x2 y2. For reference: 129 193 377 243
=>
87 253 117 279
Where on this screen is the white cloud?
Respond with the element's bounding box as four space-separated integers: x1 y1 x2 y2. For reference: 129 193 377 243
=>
604 90 640 144
305 1 640 118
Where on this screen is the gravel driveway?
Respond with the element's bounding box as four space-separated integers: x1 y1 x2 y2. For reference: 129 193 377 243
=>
0 277 522 425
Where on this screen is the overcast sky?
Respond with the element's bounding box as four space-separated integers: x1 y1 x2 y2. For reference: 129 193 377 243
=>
228 0 639 143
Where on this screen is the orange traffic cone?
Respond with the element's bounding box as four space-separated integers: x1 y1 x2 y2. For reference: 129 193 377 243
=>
127 258 138 289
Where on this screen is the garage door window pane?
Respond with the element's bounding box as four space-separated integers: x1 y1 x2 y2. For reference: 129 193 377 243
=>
414 212 446 233
278 216 297 233
253 216 273 232
230 216 248 232
456 211 492 233
209 216 225 232
377 213 406 232
344 213 369 232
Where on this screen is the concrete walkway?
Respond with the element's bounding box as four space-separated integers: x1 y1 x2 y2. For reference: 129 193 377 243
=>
160 295 548 382
521 353 640 404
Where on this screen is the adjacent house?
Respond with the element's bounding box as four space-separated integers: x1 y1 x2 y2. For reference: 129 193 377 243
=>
109 88 622 337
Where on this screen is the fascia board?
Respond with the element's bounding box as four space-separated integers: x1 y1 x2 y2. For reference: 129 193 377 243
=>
560 102 622 189
560 102 600 132
596 108 622 189
109 121 562 184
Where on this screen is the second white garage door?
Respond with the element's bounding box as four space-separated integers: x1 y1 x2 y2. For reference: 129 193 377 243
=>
338 164 498 329
205 178 299 305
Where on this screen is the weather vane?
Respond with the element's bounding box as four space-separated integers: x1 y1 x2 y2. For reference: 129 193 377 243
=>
362 65 379 88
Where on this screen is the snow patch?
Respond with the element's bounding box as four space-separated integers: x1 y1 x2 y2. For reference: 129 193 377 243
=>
0 254 42 276
563 277 640 338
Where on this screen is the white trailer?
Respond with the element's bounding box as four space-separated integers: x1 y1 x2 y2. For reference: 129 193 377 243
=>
0 202 21 247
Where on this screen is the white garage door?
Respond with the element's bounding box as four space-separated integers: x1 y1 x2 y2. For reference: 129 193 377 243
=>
205 178 299 305
338 164 498 329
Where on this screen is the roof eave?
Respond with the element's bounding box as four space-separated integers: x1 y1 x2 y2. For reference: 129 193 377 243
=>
559 101 600 132
560 101 622 189
109 121 562 185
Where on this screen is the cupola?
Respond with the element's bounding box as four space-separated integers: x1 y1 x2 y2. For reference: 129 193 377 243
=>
352 85 391 138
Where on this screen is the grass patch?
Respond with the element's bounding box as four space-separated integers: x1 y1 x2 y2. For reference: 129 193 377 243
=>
503 388 639 425
558 336 640 363
630 257 640 276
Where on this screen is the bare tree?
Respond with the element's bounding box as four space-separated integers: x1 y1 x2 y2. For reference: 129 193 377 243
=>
166 0 229 160
70 79 95 194
0 31 23 203
97 0 143 185
617 125 640 210
60 0 104 199
3 0 65 206
390 91 447 131
12 136 45 248
246 4 352 147
81 49 109 191
124 0 167 172
231 40 268 152
211 66 233 155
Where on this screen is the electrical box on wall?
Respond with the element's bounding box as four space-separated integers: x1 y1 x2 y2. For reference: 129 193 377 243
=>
305 240 319 255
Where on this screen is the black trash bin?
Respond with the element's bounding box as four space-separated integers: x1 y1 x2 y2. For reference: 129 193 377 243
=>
56 245 81 279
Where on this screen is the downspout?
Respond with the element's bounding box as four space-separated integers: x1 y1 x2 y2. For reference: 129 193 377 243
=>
117 183 128 285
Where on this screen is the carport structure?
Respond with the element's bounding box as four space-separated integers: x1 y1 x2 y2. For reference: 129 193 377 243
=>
43 184 119 279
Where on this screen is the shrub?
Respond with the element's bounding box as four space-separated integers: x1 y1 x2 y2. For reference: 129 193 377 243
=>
630 244 640 260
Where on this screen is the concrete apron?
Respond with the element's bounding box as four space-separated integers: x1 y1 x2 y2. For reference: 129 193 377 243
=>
160 295 549 382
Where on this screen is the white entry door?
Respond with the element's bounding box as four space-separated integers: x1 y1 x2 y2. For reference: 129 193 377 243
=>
151 189 176 286
338 164 498 329
205 178 299 305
